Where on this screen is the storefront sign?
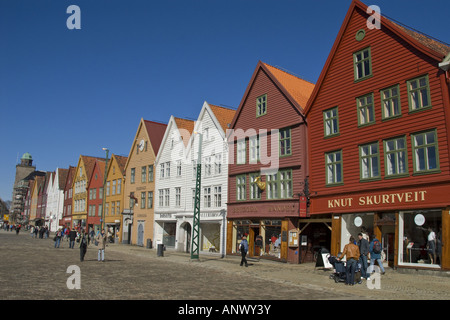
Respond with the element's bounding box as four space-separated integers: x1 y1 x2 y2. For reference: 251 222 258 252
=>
327 190 427 209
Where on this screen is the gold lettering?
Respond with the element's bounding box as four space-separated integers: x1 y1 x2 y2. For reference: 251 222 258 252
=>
419 190 427 201
359 197 365 206
382 194 390 204
405 192 413 202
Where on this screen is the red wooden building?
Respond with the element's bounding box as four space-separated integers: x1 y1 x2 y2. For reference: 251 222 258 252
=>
86 159 106 233
61 166 76 228
304 0 450 270
227 61 315 263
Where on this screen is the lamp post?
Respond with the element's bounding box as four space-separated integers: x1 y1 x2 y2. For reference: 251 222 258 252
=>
191 132 202 260
101 148 109 235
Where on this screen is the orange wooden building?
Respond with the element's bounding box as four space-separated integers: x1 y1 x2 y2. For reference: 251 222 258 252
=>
304 0 450 270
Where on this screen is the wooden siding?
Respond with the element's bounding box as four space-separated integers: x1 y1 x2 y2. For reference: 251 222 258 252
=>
228 64 308 216
307 7 450 214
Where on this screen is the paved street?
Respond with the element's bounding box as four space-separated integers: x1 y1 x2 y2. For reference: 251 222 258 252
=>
1 230 449 302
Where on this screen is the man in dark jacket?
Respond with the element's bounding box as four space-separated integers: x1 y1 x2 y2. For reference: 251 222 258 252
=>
239 236 249 267
358 232 370 281
68 229 77 249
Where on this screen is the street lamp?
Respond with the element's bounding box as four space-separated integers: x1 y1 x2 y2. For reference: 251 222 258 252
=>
101 148 109 235
190 131 202 260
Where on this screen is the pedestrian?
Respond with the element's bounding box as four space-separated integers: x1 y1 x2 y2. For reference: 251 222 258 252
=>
15 225 21 235
337 236 360 286
89 229 95 245
368 234 386 275
239 236 249 267
79 229 88 262
426 227 436 264
54 228 62 248
96 229 107 262
358 232 370 281
69 228 77 249
30 226 35 238
34 226 39 238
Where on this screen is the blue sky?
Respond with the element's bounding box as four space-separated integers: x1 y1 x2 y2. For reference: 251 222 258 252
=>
0 0 448 202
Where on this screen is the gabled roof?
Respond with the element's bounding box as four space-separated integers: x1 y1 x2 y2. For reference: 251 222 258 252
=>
304 0 450 115
77 155 105 183
209 104 236 133
58 168 70 190
230 60 315 128
174 117 195 147
88 159 106 187
124 118 167 171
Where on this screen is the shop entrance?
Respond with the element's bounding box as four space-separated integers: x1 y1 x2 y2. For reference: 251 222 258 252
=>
298 220 332 263
375 213 396 267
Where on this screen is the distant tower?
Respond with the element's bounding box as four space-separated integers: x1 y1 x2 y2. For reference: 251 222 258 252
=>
10 153 36 221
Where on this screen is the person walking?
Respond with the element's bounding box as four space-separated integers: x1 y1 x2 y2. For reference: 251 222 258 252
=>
96 229 107 262
54 228 62 248
79 230 88 262
239 236 249 267
369 235 386 275
338 236 360 286
358 232 370 281
68 228 77 249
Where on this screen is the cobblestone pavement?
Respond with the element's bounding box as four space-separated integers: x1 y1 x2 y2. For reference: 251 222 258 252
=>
1 230 449 301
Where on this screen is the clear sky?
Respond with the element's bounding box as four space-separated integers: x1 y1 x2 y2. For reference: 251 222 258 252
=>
0 0 448 202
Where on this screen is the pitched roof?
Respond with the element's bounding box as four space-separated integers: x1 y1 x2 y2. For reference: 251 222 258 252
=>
58 168 70 190
262 63 315 109
143 120 167 155
174 117 195 147
230 60 315 128
113 155 128 175
80 155 105 181
209 104 236 132
304 0 449 115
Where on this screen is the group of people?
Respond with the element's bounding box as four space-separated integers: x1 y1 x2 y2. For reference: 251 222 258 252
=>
52 227 108 262
337 232 385 286
29 225 50 239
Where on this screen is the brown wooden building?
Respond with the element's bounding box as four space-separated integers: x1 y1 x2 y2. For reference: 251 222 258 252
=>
304 0 450 270
227 61 315 263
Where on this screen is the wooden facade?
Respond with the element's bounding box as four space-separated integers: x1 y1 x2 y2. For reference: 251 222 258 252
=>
227 61 314 263
86 159 106 233
305 0 450 269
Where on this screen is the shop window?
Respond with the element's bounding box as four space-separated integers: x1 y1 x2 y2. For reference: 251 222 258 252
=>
398 211 442 267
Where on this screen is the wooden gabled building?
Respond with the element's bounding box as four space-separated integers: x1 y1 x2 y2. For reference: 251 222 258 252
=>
304 0 450 270
227 61 315 263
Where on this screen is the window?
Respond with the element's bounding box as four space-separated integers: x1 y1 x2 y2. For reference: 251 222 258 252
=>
148 165 154 182
360 142 380 180
357 93 375 126
280 170 292 199
214 154 222 174
158 190 164 207
203 186 211 208
236 175 246 201
177 160 182 176
192 160 197 179
381 85 401 119
214 186 222 207
106 181 110 196
237 140 246 164
407 75 431 111
266 170 293 199
412 130 439 173
164 188 170 207
148 191 153 209
249 136 259 163
160 163 165 179
141 166 147 183
141 192 146 209
323 107 339 137
117 179 121 194
353 47 372 81
279 128 291 156
257 94 267 117
165 161 170 178
112 180 116 195
204 156 212 176
326 150 343 185
249 173 262 200
384 137 407 177
130 168 135 184
175 187 181 207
